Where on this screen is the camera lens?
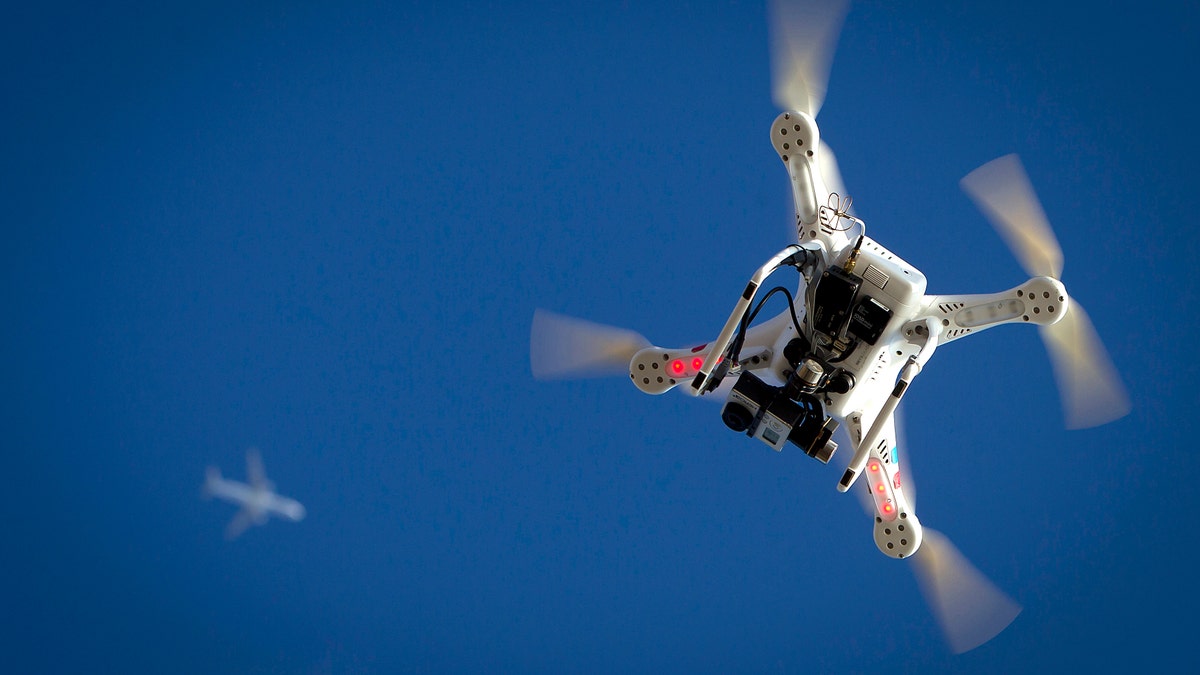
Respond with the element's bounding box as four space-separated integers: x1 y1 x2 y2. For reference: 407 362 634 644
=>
721 402 754 432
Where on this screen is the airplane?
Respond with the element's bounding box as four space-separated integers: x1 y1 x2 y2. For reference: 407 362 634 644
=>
529 0 1129 654
203 447 306 540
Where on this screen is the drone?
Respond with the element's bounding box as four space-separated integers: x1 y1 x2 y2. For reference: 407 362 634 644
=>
529 0 1129 654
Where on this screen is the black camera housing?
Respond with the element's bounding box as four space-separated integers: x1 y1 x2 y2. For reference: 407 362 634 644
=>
721 371 838 462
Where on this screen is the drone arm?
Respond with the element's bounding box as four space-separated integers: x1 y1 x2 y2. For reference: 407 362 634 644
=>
629 339 777 395
688 244 814 396
838 318 941 492
770 112 822 227
921 277 1067 347
768 112 860 264
843 411 924 558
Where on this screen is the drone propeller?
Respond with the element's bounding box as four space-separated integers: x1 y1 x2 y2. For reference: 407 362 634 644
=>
859 410 1021 653
959 154 1062 279
530 309 650 380
768 0 849 119
960 154 1130 429
911 529 1023 654
818 140 848 206
849 485 1021 653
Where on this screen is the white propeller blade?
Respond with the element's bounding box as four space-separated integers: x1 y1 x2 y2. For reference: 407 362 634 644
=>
1040 303 1131 429
769 0 849 118
530 309 650 380
960 154 1063 279
959 153 1129 428
850 413 1018 653
819 140 848 203
912 529 1022 654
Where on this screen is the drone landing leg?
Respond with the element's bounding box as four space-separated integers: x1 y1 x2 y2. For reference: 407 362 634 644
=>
838 318 941 492
689 245 808 396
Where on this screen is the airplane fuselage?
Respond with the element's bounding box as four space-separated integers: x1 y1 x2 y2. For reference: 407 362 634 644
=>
205 474 306 523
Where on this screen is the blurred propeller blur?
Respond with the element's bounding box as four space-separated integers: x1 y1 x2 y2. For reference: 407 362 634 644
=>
768 0 849 119
769 0 854 236
911 529 1022 654
961 154 1130 428
530 309 649 380
862 410 1022 653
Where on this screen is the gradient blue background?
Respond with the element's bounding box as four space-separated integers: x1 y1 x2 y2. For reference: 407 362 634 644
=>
3 1 1195 672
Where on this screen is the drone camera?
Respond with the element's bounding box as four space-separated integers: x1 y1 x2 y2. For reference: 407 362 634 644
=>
721 371 778 434
721 371 839 462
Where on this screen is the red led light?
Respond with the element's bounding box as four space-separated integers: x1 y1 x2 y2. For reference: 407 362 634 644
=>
868 461 881 473
882 503 895 514
671 359 685 375
692 357 704 371
875 482 886 494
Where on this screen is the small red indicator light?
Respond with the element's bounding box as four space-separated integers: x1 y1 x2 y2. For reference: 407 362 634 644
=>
882 503 894 514
875 482 886 494
692 357 704 371
671 359 685 375
868 461 881 473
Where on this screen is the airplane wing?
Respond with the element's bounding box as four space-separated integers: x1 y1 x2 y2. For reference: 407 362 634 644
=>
245 447 273 491
224 509 255 541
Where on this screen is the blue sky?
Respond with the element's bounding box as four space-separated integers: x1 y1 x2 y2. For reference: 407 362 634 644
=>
3 1 1196 673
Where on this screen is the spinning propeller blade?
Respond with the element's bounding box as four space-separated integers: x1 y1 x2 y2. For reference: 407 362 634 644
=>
819 140 849 204
530 309 649 380
1040 303 1130 429
960 154 1062 279
911 529 1022 654
960 154 1129 428
875 411 1020 653
768 0 849 118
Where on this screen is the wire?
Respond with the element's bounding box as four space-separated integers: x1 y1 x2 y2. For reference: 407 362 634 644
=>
728 285 804 365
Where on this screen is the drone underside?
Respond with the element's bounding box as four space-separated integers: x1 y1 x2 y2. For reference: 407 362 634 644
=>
529 0 1128 655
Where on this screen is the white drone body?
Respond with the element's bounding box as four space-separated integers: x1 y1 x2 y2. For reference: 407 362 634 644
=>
629 109 1073 561
530 0 1128 654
